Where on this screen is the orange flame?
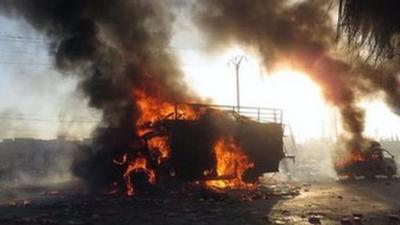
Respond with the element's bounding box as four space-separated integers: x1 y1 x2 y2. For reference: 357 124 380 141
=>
123 155 156 196
109 89 200 196
335 149 366 168
134 90 175 136
133 88 200 165
133 89 198 136
206 137 254 189
148 136 170 163
111 89 256 195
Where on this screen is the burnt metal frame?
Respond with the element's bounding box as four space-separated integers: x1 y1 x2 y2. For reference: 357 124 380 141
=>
161 103 288 181
173 103 297 161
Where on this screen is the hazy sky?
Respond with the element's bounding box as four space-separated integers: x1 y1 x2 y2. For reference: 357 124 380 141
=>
1 11 400 142
0 16 99 140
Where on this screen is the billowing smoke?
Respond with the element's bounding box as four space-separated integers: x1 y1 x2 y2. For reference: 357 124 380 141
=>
193 0 400 149
0 0 195 190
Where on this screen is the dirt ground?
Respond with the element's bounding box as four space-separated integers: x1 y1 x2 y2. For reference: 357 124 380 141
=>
267 178 400 224
0 178 399 225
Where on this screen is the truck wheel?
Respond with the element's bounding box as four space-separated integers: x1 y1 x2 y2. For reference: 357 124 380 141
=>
385 167 396 178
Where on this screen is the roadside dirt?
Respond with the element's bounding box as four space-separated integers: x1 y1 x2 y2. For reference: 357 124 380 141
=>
0 178 399 225
267 178 400 224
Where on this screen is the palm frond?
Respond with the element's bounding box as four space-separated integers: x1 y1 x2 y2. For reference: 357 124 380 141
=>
338 0 400 59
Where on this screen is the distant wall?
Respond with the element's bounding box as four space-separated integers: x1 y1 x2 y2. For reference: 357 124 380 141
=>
0 138 80 184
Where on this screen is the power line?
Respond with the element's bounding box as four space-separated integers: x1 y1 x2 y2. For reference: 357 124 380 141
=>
0 35 207 49
0 36 219 67
0 35 51 41
0 51 49 56
0 116 98 123
0 35 52 44
0 38 51 44
0 61 52 66
0 128 59 134
0 60 225 67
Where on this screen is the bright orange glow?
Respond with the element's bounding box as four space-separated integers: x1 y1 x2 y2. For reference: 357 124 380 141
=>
134 89 175 136
133 89 199 165
206 137 254 189
133 89 198 136
109 89 201 196
148 136 170 163
182 46 330 140
112 153 156 196
335 149 366 169
123 155 156 196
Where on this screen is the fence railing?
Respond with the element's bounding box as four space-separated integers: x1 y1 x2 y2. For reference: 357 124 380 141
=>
174 103 283 124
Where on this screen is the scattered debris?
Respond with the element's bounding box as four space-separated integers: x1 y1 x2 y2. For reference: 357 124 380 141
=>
7 201 17 207
341 216 352 225
353 213 363 223
273 219 286 224
22 200 31 206
388 214 400 221
308 214 322 224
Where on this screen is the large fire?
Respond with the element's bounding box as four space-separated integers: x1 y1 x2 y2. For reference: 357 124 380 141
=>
206 137 254 189
110 89 257 196
134 89 199 137
123 155 156 196
148 136 171 162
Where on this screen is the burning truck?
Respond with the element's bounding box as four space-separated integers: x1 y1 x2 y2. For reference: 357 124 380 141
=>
335 141 397 179
75 91 288 196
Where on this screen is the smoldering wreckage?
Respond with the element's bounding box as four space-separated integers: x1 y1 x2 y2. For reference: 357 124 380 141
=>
1 0 400 224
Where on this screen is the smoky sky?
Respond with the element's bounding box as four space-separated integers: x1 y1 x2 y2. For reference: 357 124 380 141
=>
1 0 398 145
193 0 400 147
0 0 194 131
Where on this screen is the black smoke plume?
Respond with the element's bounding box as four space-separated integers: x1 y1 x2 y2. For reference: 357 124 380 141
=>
193 0 400 149
0 0 194 190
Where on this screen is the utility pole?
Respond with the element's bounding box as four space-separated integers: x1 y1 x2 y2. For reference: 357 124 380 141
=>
228 55 247 114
